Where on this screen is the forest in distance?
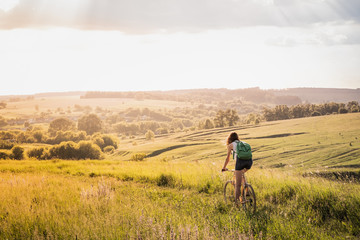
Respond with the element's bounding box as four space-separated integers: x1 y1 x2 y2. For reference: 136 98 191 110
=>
0 87 359 161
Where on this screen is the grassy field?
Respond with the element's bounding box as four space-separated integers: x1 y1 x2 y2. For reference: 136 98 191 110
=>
1 113 360 239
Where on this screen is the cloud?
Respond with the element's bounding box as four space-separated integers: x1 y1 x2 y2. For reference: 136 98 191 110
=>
0 0 360 34
265 22 360 46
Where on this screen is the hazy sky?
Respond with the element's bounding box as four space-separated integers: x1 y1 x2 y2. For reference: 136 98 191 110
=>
0 0 359 95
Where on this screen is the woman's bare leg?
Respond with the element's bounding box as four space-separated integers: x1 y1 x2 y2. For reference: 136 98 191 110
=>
235 169 249 203
235 170 243 203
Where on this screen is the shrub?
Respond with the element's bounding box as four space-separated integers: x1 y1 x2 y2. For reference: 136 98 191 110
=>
92 136 105 149
0 151 9 159
46 131 87 144
47 141 102 160
156 128 169 134
77 141 102 159
145 130 155 141
92 134 118 151
10 146 24 160
0 131 16 141
131 153 146 161
339 108 348 114
311 111 321 117
157 173 176 187
27 147 48 160
32 131 45 142
101 135 118 149
26 136 36 143
350 106 359 112
0 140 14 150
49 141 78 159
103 146 115 154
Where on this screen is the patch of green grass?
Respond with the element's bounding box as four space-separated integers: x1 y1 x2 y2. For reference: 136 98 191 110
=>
0 169 359 239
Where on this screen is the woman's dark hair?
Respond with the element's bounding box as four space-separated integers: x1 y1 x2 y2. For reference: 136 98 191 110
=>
227 132 239 145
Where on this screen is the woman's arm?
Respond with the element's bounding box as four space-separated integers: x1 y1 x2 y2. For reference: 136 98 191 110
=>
222 144 233 171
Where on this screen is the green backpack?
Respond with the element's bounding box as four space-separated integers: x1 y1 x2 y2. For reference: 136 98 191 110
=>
234 140 252 160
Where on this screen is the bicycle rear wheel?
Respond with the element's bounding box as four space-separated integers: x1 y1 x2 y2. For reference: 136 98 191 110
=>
242 184 256 213
224 181 236 204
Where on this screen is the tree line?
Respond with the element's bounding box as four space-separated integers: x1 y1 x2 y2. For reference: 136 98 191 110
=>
81 88 303 106
262 101 359 121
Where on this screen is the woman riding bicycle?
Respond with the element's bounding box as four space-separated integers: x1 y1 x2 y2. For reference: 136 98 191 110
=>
222 132 253 203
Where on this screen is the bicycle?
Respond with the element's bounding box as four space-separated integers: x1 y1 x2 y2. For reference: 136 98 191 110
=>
223 169 256 213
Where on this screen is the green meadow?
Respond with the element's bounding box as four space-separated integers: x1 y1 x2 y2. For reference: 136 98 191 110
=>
1 113 360 239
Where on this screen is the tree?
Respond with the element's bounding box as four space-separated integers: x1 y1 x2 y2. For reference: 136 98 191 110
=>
213 109 239 127
274 105 290 120
170 119 184 130
78 114 102 135
262 107 275 121
49 118 76 136
246 113 261 125
225 109 239 126
145 130 155 141
11 146 24 160
204 119 214 129
291 105 306 118
347 101 359 113
339 108 348 114
214 110 226 127
33 131 44 142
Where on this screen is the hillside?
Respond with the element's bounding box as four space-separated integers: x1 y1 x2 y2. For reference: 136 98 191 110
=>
0 113 360 239
1 87 358 105
0 88 359 239
114 112 360 174
273 88 360 103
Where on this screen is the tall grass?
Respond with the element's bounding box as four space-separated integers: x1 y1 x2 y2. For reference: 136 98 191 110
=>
0 166 359 239
1 113 360 239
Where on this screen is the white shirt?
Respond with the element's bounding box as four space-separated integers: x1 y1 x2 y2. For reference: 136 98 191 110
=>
232 141 238 160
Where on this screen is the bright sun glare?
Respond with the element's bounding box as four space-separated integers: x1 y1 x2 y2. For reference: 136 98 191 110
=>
0 0 19 12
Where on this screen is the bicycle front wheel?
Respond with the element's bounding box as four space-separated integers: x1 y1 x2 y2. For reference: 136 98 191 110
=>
242 184 256 213
224 181 236 204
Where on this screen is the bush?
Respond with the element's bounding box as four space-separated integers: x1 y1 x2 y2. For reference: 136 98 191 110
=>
32 131 45 142
131 153 146 161
311 111 321 117
46 141 103 160
145 130 155 141
157 173 176 187
0 151 9 159
46 131 87 144
92 134 118 151
350 106 359 113
49 141 78 159
27 147 48 160
103 146 115 154
102 135 118 149
0 140 14 150
77 141 102 159
339 108 348 114
10 146 24 160
156 128 169 134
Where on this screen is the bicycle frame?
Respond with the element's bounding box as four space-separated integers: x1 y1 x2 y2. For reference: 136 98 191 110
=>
223 169 256 212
